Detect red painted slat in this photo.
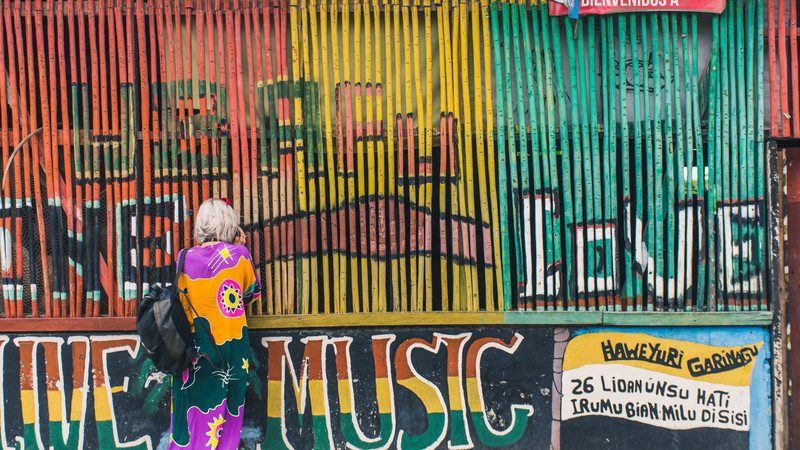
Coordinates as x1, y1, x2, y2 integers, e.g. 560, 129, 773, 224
0, 1, 9, 318
135, 0, 152, 317
779, 0, 791, 135
769, 0, 779, 135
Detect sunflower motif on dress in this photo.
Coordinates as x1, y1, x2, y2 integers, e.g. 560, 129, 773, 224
205, 414, 225, 449
216, 279, 244, 318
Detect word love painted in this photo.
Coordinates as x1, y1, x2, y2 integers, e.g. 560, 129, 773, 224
0, 334, 157, 450
262, 332, 540, 450
521, 196, 764, 305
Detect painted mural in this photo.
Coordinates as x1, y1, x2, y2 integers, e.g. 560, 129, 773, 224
0, 326, 770, 449
0, 0, 769, 319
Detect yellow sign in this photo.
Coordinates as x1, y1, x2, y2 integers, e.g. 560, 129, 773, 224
562, 332, 763, 431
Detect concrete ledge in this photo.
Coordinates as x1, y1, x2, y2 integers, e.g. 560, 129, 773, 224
0, 311, 772, 332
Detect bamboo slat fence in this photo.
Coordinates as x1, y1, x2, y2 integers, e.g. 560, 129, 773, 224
0, 0, 770, 318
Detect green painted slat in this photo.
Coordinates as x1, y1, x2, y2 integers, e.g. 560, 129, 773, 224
537, 3, 562, 311
618, 16, 632, 309
510, 3, 530, 300
489, 0, 512, 307
605, 17, 619, 311
629, 13, 644, 311
719, 6, 731, 311
600, 18, 611, 311
705, 16, 720, 312
565, 16, 584, 312
689, 15, 705, 311
755, 0, 766, 310
549, 14, 576, 310
640, 16, 655, 311
519, 1, 542, 312
651, 14, 665, 311
735, 0, 749, 310
727, 3, 740, 310
576, 19, 595, 311
678, 14, 691, 311
587, 16, 603, 310
662, 13, 677, 310
744, 0, 756, 311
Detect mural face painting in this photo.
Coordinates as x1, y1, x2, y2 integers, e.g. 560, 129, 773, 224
0, 327, 769, 449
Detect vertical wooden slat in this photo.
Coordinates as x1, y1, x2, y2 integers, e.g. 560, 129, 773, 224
585, 16, 601, 309
705, 15, 720, 312
509, 1, 527, 310
373, 0, 387, 312
481, 0, 500, 311
489, 0, 510, 307
435, 0, 448, 310
0, 2, 8, 317
422, 0, 434, 311
97, 0, 112, 317
19, 0, 43, 316
550, 14, 575, 310
768, 0, 778, 135
461, 0, 478, 312
155, 0, 169, 285
619, 16, 632, 310
663, 13, 676, 310
719, 4, 731, 310
564, 15, 584, 311
629, 13, 644, 310
778, 0, 790, 134
108, 0, 122, 316
756, 0, 767, 310
34, 0, 55, 317
538, 4, 561, 310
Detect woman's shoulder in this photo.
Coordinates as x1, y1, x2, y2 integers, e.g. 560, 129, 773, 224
228, 243, 253, 259
185, 242, 253, 260
180, 243, 254, 279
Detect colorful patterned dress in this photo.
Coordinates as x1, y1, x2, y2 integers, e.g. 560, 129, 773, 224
168, 243, 261, 450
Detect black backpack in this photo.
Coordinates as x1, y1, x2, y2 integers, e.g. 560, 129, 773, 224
136, 250, 198, 375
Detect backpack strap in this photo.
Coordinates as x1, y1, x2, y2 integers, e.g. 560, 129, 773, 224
175, 248, 225, 369
175, 248, 187, 280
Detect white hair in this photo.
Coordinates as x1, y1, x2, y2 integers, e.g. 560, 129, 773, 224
193, 199, 240, 244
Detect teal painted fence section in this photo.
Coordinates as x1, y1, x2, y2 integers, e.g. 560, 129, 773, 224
491, 0, 766, 311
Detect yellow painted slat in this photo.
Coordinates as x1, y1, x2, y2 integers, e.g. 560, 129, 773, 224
363, 0, 379, 313
422, 0, 434, 311
436, 0, 450, 311
482, 0, 501, 310
373, 0, 387, 312
472, 0, 493, 311
459, 0, 478, 312
320, 0, 339, 313
309, 0, 324, 314
388, 0, 401, 311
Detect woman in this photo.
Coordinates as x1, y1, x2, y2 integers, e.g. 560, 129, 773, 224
168, 198, 261, 450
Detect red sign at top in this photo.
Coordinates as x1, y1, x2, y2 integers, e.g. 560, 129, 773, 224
549, 0, 726, 15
